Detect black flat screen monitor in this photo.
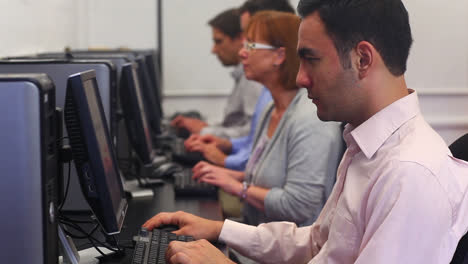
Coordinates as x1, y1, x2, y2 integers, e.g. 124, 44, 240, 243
64, 70, 127, 235
135, 56, 162, 135
139, 51, 163, 115
120, 63, 157, 165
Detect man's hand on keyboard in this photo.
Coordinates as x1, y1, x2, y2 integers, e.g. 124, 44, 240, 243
185, 134, 232, 154
166, 239, 235, 264
142, 211, 224, 242
171, 115, 207, 134
184, 134, 203, 149
189, 143, 227, 166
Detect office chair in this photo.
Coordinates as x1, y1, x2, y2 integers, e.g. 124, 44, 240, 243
449, 133, 468, 264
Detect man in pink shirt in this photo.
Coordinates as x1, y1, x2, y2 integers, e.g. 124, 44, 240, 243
143, 0, 468, 263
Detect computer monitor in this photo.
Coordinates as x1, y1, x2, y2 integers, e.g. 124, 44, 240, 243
0, 59, 118, 212
135, 56, 162, 135
64, 70, 127, 235
0, 74, 58, 263
139, 51, 163, 116
120, 63, 157, 165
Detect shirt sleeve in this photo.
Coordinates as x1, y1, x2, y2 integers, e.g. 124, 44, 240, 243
353, 161, 454, 264
230, 136, 249, 153
225, 146, 251, 171
219, 219, 315, 264
200, 123, 251, 139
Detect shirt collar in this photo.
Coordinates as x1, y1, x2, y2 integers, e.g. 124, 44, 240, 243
231, 64, 244, 81
347, 90, 421, 159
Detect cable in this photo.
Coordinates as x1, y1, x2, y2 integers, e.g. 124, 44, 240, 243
57, 214, 126, 258
60, 220, 122, 254
57, 136, 71, 211
58, 160, 71, 211
58, 214, 94, 224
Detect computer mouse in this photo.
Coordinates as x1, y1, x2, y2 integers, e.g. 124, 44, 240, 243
151, 162, 182, 178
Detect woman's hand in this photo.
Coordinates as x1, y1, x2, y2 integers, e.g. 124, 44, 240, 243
192, 162, 243, 196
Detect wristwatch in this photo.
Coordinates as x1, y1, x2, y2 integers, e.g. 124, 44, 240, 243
240, 181, 250, 200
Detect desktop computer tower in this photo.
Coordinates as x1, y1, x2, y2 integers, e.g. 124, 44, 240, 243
0, 74, 59, 263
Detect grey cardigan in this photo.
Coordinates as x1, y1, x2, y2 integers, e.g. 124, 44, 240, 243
243, 89, 343, 227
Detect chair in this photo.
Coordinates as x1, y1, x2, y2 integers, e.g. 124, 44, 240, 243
450, 133, 468, 264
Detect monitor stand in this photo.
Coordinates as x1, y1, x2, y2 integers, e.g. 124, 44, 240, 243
135, 156, 166, 188
58, 224, 122, 264
58, 224, 80, 264
122, 179, 155, 198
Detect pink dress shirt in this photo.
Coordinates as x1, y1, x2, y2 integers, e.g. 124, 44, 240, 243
219, 91, 468, 263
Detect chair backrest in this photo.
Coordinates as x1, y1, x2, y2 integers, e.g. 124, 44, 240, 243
450, 134, 468, 162
449, 133, 468, 264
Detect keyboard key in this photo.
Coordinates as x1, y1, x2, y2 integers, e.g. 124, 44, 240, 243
132, 228, 194, 264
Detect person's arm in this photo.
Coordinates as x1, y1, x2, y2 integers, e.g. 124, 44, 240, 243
166, 239, 235, 264
143, 212, 234, 264
185, 134, 232, 154
224, 147, 250, 171
201, 79, 262, 139
229, 136, 249, 153
352, 163, 453, 264
189, 143, 228, 166
193, 161, 245, 182
172, 116, 208, 134
219, 220, 316, 263
143, 212, 318, 264
142, 211, 223, 241
200, 122, 251, 139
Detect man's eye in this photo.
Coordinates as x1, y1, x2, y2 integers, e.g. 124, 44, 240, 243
306, 57, 319, 62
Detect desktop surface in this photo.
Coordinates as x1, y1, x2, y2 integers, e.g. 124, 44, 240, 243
70, 181, 222, 263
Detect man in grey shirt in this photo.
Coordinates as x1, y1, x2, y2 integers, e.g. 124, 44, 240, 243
171, 8, 262, 139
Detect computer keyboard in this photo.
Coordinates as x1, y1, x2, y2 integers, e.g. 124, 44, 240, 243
132, 227, 194, 264
173, 169, 218, 197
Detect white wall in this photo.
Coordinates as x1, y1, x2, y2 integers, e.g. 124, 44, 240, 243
0, 0, 79, 57
403, 0, 468, 144
0, 0, 466, 144
82, 0, 157, 50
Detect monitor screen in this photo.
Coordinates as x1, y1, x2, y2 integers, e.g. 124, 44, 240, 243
135, 56, 162, 135
64, 70, 127, 235
141, 52, 163, 113
120, 63, 156, 165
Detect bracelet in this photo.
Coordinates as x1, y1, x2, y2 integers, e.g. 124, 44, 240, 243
240, 181, 250, 200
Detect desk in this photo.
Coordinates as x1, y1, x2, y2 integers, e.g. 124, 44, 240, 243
71, 181, 223, 263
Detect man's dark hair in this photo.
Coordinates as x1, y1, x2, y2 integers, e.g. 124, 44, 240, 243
208, 8, 242, 39
239, 0, 295, 15
297, 0, 413, 76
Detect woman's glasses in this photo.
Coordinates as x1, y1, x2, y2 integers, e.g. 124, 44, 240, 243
243, 41, 277, 52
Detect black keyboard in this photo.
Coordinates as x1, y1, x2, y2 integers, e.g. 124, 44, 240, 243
173, 169, 218, 197
132, 227, 194, 264
170, 139, 205, 166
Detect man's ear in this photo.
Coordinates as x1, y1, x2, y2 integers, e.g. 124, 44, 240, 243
355, 41, 374, 79
274, 47, 286, 66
